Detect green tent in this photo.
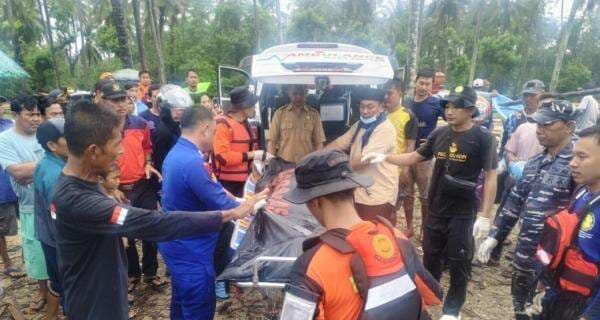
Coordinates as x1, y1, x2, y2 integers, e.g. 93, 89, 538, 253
0, 49, 29, 98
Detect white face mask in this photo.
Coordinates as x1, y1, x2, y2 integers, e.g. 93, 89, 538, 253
360, 115, 378, 125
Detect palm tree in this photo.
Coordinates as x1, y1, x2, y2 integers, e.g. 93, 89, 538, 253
148, 0, 166, 83
37, 0, 60, 86
132, 0, 147, 70
550, 0, 587, 91
516, 0, 544, 92
406, 0, 421, 90
110, 0, 133, 68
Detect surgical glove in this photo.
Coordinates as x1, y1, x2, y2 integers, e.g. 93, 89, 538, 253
473, 216, 491, 242
253, 199, 267, 213
361, 152, 386, 164
477, 237, 499, 263
440, 315, 461, 320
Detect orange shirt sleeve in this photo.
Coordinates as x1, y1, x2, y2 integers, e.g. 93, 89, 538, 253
142, 125, 153, 156
213, 122, 245, 166
414, 274, 442, 307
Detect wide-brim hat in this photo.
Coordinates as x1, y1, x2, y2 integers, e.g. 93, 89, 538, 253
284, 149, 374, 204
230, 86, 259, 110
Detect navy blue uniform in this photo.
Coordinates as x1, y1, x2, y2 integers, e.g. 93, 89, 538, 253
490, 140, 576, 318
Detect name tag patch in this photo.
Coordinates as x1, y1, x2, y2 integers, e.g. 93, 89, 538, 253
110, 206, 129, 225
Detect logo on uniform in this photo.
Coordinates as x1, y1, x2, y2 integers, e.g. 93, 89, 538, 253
449, 142, 458, 154
581, 212, 595, 232
455, 86, 464, 93
112, 83, 120, 91
372, 234, 395, 260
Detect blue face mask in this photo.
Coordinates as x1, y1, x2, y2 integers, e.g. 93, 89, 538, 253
360, 115, 378, 125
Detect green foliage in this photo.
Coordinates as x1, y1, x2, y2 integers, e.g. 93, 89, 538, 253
556, 59, 592, 92
96, 24, 120, 54
477, 33, 520, 90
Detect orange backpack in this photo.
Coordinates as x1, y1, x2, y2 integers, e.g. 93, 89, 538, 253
537, 188, 600, 297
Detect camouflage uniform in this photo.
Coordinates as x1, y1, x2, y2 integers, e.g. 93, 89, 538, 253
490, 139, 576, 319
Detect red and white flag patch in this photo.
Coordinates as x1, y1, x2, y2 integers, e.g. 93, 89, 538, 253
110, 206, 129, 225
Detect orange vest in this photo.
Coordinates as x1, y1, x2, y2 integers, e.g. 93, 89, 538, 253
213, 116, 258, 182
537, 189, 600, 297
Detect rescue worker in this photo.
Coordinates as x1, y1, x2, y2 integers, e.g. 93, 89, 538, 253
326, 88, 399, 225
363, 86, 498, 319
213, 86, 270, 197
282, 149, 442, 320
52, 100, 262, 319
385, 79, 418, 236
535, 125, 600, 320
160, 107, 265, 319
267, 84, 326, 163
98, 82, 167, 293
477, 99, 578, 320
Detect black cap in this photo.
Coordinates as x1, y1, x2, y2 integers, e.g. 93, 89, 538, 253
284, 149, 373, 204
356, 87, 386, 102
36, 118, 65, 152
100, 82, 127, 100
530, 100, 578, 125
230, 86, 258, 109
124, 81, 139, 90
441, 86, 480, 118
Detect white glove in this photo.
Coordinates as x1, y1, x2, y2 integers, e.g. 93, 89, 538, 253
477, 237, 499, 263
439, 315, 461, 320
251, 150, 274, 162
473, 216, 491, 242
253, 199, 267, 213
361, 152, 386, 164
526, 291, 544, 316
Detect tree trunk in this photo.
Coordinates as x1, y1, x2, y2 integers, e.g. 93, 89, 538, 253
148, 0, 166, 83
132, 0, 147, 70
6, 0, 23, 64
253, 0, 261, 53
405, 0, 420, 92
416, 0, 424, 59
516, 0, 542, 95
468, 9, 482, 84
110, 0, 133, 68
276, 0, 284, 44
550, 0, 587, 91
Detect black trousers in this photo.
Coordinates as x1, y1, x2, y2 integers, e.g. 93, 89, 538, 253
121, 180, 159, 278
511, 268, 540, 320
423, 214, 475, 316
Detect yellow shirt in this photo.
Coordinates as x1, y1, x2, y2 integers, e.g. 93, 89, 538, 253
329, 120, 398, 206
388, 106, 417, 154
268, 104, 326, 163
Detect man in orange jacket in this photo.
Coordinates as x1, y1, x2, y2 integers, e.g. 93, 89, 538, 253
282, 149, 442, 320
213, 86, 272, 197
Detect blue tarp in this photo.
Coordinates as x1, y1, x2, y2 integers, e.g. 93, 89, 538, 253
493, 93, 523, 120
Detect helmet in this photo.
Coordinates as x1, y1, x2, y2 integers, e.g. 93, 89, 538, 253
157, 84, 193, 109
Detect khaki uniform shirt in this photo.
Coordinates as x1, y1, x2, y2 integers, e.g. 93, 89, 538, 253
268, 104, 326, 163
329, 120, 399, 206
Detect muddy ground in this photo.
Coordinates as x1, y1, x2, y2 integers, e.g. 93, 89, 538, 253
0, 205, 519, 320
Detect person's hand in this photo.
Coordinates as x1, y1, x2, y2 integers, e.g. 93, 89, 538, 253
145, 163, 163, 182
250, 150, 274, 162
477, 237, 499, 263
361, 152, 386, 164
473, 216, 491, 242
112, 189, 127, 204
122, 237, 129, 248
225, 189, 269, 220
526, 291, 545, 316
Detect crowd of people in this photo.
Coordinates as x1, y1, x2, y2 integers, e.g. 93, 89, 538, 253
0, 66, 598, 320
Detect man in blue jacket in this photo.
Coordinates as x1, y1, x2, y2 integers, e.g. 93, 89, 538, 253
160, 107, 259, 319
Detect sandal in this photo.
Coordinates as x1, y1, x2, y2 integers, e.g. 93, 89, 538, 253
3, 267, 25, 279
144, 275, 168, 290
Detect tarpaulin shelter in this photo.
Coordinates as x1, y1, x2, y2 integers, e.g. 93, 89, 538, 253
0, 49, 29, 99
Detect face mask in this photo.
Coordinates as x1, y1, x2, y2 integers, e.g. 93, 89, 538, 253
360, 115, 378, 125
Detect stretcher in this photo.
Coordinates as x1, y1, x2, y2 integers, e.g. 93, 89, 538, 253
233, 256, 297, 289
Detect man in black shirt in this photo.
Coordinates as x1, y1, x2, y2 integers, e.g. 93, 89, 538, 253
53, 100, 263, 320
363, 86, 498, 319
